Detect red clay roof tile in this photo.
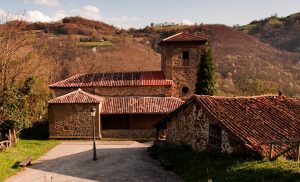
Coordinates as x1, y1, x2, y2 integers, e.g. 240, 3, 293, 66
194, 95, 300, 157
101, 97, 184, 114
48, 90, 184, 114
48, 89, 104, 104
49, 71, 173, 88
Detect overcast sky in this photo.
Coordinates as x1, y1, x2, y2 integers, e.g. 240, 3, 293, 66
0, 0, 300, 28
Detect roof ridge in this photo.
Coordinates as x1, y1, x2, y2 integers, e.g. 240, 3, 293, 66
49, 73, 83, 87
77, 89, 105, 101
162, 32, 208, 42
68, 70, 163, 75
104, 96, 184, 100
163, 32, 184, 41
48, 89, 80, 102
48, 89, 104, 103
49, 71, 173, 88
195, 94, 279, 99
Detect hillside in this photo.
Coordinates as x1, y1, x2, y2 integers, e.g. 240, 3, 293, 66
130, 24, 300, 97
8, 16, 300, 97
239, 12, 300, 52
24, 16, 161, 82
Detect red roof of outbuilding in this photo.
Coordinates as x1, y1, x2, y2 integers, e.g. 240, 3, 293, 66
49, 71, 173, 88
161, 32, 208, 43
194, 95, 300, 157
48, 89, 104, 104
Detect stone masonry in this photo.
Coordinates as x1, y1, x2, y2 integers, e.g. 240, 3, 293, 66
166, 100, 247, 154
52, 86, 172, 98
161, 43, 206, 100
48, 103, 101, 138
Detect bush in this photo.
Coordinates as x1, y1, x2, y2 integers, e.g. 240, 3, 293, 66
149, 144, 300, 182
19, 121, 49, 140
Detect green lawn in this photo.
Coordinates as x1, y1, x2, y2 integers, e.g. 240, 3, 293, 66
0, 140, 59, 182
149, 144, 300, 182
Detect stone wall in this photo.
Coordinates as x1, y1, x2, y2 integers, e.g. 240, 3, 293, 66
95, 86, 172, 97
167, 101, 209, 151
52, 85, 172, 98
48, 103, 101, 138
161, 43, 206, 100
166, 100, 248, 154
101, 129, 155, 138
49, 105, 162, 138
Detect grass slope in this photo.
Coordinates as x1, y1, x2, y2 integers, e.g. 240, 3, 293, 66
0, 140, 59, 181
149, 144, 300, 182
239, 13, 300, 52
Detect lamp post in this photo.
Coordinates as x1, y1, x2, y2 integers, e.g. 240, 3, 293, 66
90, 106, 97, 161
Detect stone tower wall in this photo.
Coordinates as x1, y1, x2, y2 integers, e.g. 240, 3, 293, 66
161, 43, 206, 100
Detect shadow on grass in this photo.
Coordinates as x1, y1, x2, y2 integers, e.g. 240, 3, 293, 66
20, 122, 49, 140
149, 144, 300, 182
11, 162, 20, 169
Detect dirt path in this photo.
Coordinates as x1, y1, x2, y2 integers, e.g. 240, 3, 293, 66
5, 141, 182, 182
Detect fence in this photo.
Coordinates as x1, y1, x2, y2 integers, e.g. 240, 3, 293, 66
0, 128, 16, 151
262, 140, 300, 162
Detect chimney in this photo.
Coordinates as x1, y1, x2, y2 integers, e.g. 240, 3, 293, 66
278, 90, 283, 96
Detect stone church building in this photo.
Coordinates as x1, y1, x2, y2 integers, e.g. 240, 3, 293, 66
48, 32, 208, 138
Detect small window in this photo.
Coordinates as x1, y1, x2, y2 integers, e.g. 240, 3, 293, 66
182, 51, 189, 66
209, 124, 222, 151
181, 86, 189, 94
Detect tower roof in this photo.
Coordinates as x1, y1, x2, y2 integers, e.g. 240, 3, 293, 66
159, 32, 208, 45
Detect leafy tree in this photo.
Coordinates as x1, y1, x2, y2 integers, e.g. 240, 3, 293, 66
195, 46, 216, 95
0, 77, 51, 133
0, 17, 55, 134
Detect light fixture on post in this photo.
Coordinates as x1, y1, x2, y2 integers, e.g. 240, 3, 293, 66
90, 106, 97, 161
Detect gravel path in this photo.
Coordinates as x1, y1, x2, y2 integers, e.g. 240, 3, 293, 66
5, 141, 182, 182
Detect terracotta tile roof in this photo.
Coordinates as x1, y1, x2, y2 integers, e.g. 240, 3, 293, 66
101, 97, 184, 114
48, 89, 104, 104
49, 71, 173, 88
48, 90, 184, 114
194, 95, 300, 157
161, 32, 208, 43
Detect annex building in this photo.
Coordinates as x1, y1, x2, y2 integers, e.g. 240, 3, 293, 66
154, 95, 300, 159
48, 32, 208, 138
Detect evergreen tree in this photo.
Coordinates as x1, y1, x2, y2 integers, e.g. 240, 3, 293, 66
195, 46, 216, 95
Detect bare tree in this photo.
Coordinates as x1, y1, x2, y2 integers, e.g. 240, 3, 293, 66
0, 14, 56, 131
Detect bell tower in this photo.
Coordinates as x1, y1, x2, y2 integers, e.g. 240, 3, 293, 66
159, 32, 208, 100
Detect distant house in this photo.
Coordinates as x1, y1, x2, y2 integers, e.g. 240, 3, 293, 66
48, 32, 208, 138
154, 95, 300, 159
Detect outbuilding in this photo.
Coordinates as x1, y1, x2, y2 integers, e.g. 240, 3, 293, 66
154, 95, 300, 159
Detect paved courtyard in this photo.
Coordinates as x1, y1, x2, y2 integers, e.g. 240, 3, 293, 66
5, 141, 182, 182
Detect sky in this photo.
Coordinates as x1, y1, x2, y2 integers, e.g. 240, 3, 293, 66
0, 0, 300, 29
